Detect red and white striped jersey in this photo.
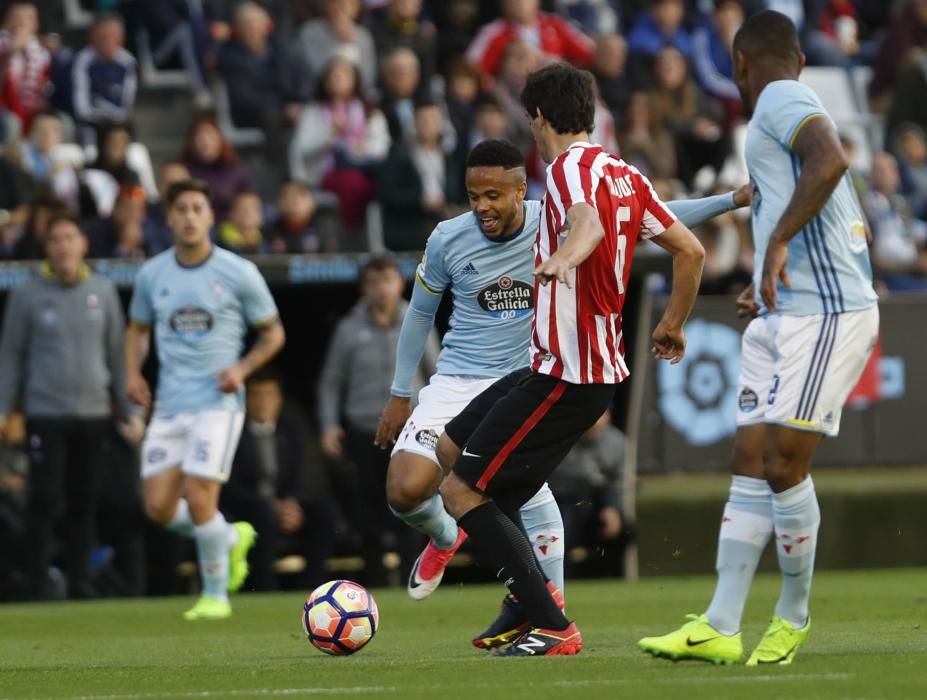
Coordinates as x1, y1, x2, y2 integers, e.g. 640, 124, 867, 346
531, 141, 677, 384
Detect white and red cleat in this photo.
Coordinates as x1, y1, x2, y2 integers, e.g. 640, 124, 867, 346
407, 528, 468, 600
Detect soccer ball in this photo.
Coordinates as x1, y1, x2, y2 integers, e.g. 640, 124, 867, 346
301, 580, 379, 655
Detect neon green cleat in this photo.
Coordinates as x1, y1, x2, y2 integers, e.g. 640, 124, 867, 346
638, 614, 743, 665
182, 595, 232, 621
746, 616, 810, 666
228, 521, 257, 593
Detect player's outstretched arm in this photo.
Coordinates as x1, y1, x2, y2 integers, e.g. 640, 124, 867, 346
218, 318, 286, 393
535, 202, 605, 287
375, 281, 443, 449
648, 221, 706, 364
125, 320, 152, 409
761, 116, 849, 310
666, 184, 751, 229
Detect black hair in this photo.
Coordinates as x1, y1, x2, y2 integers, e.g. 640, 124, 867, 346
520, 62, 595, 135
466, 139, 525, 170
166, 178, 212, 207
360, 254, 401, 284
45, 213, 83, 236
733, 9, 801, 64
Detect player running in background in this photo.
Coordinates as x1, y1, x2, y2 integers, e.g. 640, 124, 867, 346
429, 63, 705, 657
376, 138, 746, 648
638, 10, 879, 666
125, 179, 285, 620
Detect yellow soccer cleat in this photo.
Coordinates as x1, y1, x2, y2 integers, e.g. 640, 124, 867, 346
182, 595, 232, 621
746, 616, 810, 666
228, 521, 257, 593
638, 614, 743, 665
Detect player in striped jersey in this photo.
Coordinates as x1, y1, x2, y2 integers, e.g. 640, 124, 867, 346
638, 11, 879, 666
434, 63, 706, 656
375, 138, 746, 647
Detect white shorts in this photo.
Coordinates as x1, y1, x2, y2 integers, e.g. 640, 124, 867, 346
736, 306, 879, 436
141, 410, 245, 482
392, 375, 499, 466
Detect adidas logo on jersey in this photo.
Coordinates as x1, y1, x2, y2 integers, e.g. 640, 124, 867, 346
462, 262, 479, 275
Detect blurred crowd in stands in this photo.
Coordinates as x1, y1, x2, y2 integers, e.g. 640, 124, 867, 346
1, 0, 927, 600
0, 0, 924, 290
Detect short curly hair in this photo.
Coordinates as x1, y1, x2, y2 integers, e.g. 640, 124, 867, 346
520, 63, 595, 135
466, 139, 525, 170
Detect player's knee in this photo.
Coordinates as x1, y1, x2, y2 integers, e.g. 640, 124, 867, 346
386, 475, 426, 513
435, 433, 460, 473
439, 475, 479, 519
386, 455, 439, 513
143, 496, 174, 526
763, 455, 808, 492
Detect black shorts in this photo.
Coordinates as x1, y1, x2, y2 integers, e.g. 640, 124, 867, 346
445, 368, 616, 505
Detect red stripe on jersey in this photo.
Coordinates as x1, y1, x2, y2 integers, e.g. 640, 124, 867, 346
546, 198, 564, 379
474, 380, 567, 491
576, 147, 599, 207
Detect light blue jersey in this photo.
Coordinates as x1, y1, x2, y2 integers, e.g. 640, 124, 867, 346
416, 201, 540, 379
746, 79, 878, 316
129, 247, 278, 416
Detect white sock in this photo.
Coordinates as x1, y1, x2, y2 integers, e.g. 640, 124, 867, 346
705, 476, 774, 635
166, 499, 195, 538
520, 483, 565, 594
773, 477, 820, 629
390, 493, 459, 550
194, 512, 232, 601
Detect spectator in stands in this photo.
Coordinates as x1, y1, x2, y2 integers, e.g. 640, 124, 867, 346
6, 111, 81, 213
267, 180, 320, 254
800, 0, 863, 68
626, 0, 692, 84
296, 0, 377, 95
371, 0, 437, 88
691, 0, 742, 127
143, 161, 189, 255
864, 151, 927, 288
491, 41, 540, 152
469, 93, 510, 149
219, 190, 265, 254
431, 0, 481, 74
444, 58, 481, 163
180, 114, 253, 222
215, 2, 309, 157
0, 155, 28, 257
466, 0, 594, 77
893, 122, 927, 220
318, 255, 437, 586
378, 100, 466, 251
650, 46, 728, 187
0, 2, 51, 133
136, 0, 212, 109
592, 33, 631, 127
547, 411, 631, 578
86, 184, 148, 259
289, 52, 390, 230
618, 92, 677, 179
870, 0, 927, 113
71, 14, 137, 146
379, 46, 425, 142
222, 368, 336, 591
0, 214, 142, 599
89, 122, 141, 187
11, 193, 63, 259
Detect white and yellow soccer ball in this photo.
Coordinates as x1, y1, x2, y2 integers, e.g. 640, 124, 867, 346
301, 580, 379, 655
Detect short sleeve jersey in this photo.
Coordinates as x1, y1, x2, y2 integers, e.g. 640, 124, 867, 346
129, 247, 278, 416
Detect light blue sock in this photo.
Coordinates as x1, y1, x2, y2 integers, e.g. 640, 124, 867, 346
193, 513, 232, 601
519, 483, 565, 594
705, 475, 774, 635
166, 499, 195, 538
773, 477, 820, 629
390, 493, 459, 550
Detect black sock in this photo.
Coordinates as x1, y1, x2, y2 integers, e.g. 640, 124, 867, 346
459, 501, 568, 631
496, 495, 552, 586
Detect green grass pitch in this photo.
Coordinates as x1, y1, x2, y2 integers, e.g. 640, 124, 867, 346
2, 568, 926, 700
